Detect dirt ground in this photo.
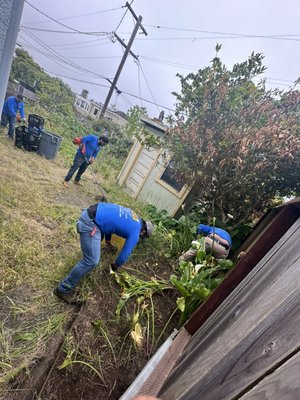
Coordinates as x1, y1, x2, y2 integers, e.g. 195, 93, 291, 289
0, 134, 178, 400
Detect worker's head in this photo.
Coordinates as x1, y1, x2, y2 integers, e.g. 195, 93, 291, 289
98, 135, 109, 146
16, 94, 23, 102
140, 220, 154, 239
93, 125, 101, 133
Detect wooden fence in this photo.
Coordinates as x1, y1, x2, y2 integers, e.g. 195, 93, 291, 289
158, 217, 300, 399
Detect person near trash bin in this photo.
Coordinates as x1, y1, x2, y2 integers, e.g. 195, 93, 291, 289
62, 126, 109, 188
1, 94, 26, 139
54, 202, 154, 303
179, 224, 232, 261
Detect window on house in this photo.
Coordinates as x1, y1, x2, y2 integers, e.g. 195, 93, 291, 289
76, 99, 80, 106
80, 100, 85, 108
93, 108, 99, 116
160, 161, 184, 192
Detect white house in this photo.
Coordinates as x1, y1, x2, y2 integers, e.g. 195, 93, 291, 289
74, 94, 128, 127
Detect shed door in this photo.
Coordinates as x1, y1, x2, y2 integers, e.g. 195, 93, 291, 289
124, 146, 158, 197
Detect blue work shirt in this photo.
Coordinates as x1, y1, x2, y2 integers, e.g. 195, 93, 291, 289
2, 96, 25, 118
94, 203, 142, 267
196, 224, 232, 248
77, 134, 101, 159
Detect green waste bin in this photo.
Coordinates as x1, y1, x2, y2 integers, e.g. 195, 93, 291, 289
37, 130, 62, 160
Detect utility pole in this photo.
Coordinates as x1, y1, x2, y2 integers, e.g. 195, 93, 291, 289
100, 3, 147, 118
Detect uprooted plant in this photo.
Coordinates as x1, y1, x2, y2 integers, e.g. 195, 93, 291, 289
113, 271, 174, 356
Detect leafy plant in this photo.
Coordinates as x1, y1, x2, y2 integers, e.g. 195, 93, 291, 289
170, 237, 234, 326
114, 271, 172, 355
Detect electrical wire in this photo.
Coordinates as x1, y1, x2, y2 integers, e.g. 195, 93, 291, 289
138, 62, 160, 113
27, 6, 125, 25
25, 0, 93, 34
136, 62, 143, 107
21, 28, 113, 83
144, 24, 300, 42
114, 1, 134, 32
20, 26, 110, 36
43, 71, 176, 112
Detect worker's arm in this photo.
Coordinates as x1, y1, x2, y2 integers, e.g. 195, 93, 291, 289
18, 102, 25, 119
113, 235, 139, 268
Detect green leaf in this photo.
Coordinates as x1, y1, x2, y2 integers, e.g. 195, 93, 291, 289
176, 297, 185, 312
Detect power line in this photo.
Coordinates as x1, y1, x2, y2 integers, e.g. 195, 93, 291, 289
135, 35, 300, 42
136, 62, 143, 107
20, 25, 110, 36
138, 62, 160, 113
27, 6, 125, 25
24, 1, 110, 36
21, 28, 113, 83
144, 24, 300, 42
44, 71, 176, 112
114, 1, 132, 32
45, 71, 111, 89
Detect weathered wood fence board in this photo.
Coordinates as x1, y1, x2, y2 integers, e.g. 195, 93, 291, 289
159, 218, 300, 400
240, 351, 300, 400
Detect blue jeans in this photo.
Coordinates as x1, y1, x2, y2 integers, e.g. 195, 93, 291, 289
64, 153, 89, 182
58, 209, 101, 293
1, 112, 16, 137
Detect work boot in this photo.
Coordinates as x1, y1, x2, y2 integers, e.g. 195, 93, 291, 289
62, 181, 69, 188
53, 287, 79, 304
73, 181, 83, 186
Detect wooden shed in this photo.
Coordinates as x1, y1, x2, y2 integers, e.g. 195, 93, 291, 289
117, 116, 191, 217
121, 197, 300, 399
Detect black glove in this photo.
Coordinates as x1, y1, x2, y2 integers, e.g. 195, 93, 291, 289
111, 263, 119, 272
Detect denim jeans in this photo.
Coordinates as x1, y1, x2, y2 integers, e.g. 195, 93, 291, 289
1, 112, 16, 137
64, 153, 89, 182
58, 209, 101, 293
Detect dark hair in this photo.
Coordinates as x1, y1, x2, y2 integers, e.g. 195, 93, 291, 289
99, 135, 109, 144
93, 125, 101, 132
16, 94, 23, 101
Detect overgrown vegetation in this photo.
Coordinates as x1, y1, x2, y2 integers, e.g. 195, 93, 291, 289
164, 45, 300, 229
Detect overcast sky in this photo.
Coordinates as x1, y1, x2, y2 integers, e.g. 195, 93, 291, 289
18, 0, 300, 118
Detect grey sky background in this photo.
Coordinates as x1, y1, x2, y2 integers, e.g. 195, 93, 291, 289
18, 0, 300, 118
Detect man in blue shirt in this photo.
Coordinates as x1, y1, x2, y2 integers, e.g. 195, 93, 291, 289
1, 94, 26, 139
54, 202, 154, 303
179, 224, 232, 261
63, 126, 109, 187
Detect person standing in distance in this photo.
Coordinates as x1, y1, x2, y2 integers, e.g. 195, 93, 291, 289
63, 126, 109, 187
1, 94, 26, 139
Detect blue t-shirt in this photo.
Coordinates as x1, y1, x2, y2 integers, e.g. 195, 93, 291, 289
94, 203, 142, 267
196, 224, 232, 247
77, 134, 101, 159
2, 96, 25, 118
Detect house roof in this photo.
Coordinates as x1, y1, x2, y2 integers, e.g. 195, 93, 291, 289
140, 116, 167, 132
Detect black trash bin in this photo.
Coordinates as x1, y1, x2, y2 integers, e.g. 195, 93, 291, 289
28, 114, 44, 133
15, 126, 41, 152
37, 130, 62, 160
